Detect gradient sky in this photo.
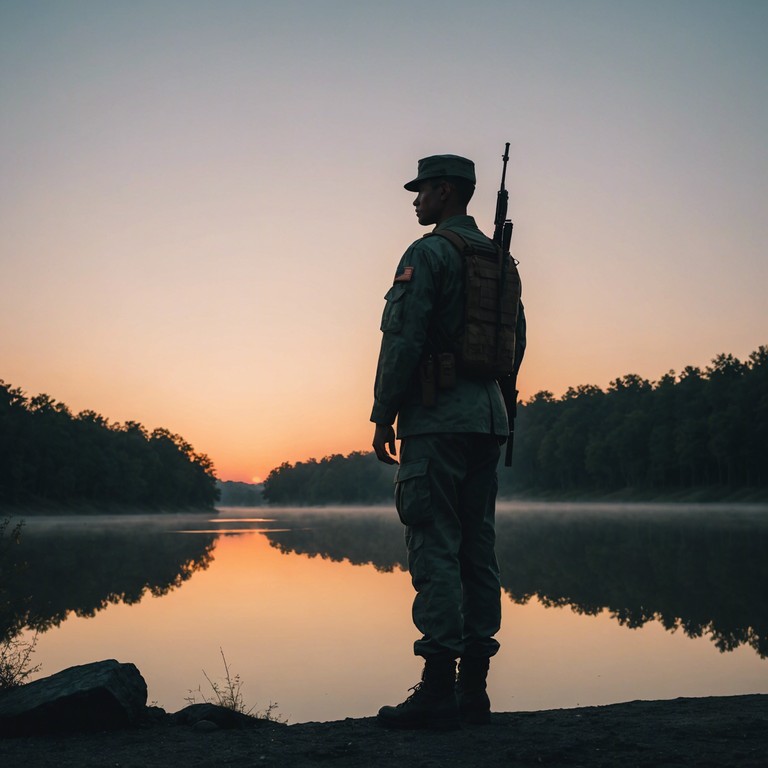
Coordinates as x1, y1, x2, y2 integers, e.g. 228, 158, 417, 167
2, 1, 767, 481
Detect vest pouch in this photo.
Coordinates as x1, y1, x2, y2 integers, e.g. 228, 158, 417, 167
427, 229, 522, 379
394, 458, 433, 526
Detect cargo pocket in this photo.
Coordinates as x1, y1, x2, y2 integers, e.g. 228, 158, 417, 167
380, 283, 407, 333
394, 458, 433, 526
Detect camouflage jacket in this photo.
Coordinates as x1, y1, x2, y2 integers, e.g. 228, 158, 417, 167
371, 214, 517, 438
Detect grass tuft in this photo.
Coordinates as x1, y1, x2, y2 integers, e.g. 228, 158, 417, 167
185, 647, 285, 722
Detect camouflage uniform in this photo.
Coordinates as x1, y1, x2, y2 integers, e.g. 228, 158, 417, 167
371, 213, 512, 661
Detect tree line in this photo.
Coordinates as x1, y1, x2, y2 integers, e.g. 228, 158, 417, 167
502, 345, 767, 496
263, 345, 768, 504
0, 381, 219, 509
218, 480, 264, 506
263, 451, 396, 505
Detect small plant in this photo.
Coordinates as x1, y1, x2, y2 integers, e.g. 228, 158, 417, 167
185, 648, 285, 722
0, 632, 41, 690
0, 516, 40, 690
257, 700, 284, 722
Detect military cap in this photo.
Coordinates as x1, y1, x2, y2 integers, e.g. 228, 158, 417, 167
404, 154, 476, 191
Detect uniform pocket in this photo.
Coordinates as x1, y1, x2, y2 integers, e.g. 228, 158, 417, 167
395, 457, 433, 525
380, 283, 407, 333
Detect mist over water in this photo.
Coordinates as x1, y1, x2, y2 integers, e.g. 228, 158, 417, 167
5, 503, 768, 721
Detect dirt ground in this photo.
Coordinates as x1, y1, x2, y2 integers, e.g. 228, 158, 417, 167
2, 694, 767, 768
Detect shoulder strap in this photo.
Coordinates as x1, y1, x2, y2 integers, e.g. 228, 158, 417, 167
418, 230, 470, 358
424, 229, 472, 254
426, 229, 502, 263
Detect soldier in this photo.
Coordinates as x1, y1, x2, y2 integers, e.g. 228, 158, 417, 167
372, 154, 523, 730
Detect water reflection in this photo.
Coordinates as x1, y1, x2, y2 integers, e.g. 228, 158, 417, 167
262, 505, 768, 658
1, 515, 216, 641
4, 505, 768, 663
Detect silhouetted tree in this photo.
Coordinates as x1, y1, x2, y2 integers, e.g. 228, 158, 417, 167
499, 345, 768, 497
217, 481, 264, 506
263, 451, 396, 505
0, 381, 219, 510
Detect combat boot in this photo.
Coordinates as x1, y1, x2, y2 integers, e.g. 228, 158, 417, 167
377, 656, 460, 731
457, 656, 491, 724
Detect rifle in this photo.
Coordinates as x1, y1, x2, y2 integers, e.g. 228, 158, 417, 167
493, 142, 513, 252
492, 143, 520, 468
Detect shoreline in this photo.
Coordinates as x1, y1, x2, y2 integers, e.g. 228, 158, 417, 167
0, 503, 215, 517
3, 693, 767, 767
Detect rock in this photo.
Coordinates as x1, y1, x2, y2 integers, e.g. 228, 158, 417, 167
0, 659, 147, 737
171, 703, 269, 730
143, 705, 169, 725
192, 719, 219, 733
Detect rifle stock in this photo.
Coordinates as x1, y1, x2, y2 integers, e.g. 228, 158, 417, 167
499, 377, 518, 467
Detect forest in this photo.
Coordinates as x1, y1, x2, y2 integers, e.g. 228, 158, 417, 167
218, 480, 264, 506
263, 345, 768, 504
263, 451, 396, 505
0, 381, 219, 509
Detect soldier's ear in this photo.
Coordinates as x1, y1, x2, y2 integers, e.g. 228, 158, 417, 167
437, 180, 453, 200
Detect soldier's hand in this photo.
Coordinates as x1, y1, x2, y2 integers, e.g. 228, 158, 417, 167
373, 424, 399, 465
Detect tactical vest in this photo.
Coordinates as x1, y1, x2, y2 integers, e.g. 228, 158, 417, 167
427, 229, 522, 379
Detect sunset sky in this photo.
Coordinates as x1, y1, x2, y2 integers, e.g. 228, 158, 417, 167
2, 1, 766, 482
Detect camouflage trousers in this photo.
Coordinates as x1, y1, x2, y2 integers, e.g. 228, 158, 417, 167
395, 433, 502, 659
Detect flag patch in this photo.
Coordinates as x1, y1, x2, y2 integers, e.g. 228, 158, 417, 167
394, 266, 414, 283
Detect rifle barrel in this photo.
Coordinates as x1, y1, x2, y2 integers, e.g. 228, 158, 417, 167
500, 142, 510, 190
494, 142, 511, 244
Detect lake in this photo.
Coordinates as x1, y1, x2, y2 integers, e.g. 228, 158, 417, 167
4, 502, 768, 723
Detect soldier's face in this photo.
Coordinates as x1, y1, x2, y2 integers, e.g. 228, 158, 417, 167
413, 180, 446, 226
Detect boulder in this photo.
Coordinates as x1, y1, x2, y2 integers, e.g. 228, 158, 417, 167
171, 702, 267, 730
0, 659, 147, 737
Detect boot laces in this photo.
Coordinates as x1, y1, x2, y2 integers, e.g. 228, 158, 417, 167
398, 682, 425, 706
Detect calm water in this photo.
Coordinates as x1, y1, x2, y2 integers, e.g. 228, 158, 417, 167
4, 502, 768, 723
